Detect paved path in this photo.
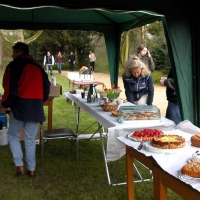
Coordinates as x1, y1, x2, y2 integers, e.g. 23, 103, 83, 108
61, 71, 167, 116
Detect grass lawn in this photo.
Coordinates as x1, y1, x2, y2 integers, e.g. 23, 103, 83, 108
0, 71, 182, 200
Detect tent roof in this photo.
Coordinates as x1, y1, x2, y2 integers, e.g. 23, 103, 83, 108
0, 2, 197, 125
0, 5, 163, 32
0, 0, 189, 15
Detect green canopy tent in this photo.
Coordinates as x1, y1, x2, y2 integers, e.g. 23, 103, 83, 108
0, 3, 197, 126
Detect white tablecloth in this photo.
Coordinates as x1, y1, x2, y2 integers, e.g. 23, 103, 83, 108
117, 120, 200, 192
64, 92, 200, 188
106, 119, 175, 162
64, 92, 176, 162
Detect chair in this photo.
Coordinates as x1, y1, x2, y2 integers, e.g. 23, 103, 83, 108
40, 123, 77, 168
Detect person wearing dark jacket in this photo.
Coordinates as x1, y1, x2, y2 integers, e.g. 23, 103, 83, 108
125, 43, 155, 72
68, 51, 75, 71
123, 56, 154, 105
1, 42, 50, 177
160, 68, 181, 124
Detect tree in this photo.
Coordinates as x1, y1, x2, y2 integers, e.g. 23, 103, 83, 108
0, 30, 43, 44
120, 27, 142, 69
28, 30, 99, 68
146, 21, 171, 71
119, 21, 170, 72
0, 30, 43, 69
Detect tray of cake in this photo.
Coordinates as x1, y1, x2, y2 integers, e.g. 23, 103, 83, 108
127, 129, 188, 154
118, 105, 161, 123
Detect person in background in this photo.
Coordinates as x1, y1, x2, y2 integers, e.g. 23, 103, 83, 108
122, 56, 154, 105
89, 51, 96, 72
1, 42, 50, 177
43, 50, 55, 76
55, 51, 64, 74
160, 68, 182, 124
125, 43, 155, 72
68, 51, 75, 71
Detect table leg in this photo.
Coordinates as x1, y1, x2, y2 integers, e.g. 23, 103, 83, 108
98, 123, 112, 185
43, 97, 53, 130
152, 163, 167, 200
155, 166, 200, 200
48, 99, 52, 130
75, 105, 80, 135
126, 147, 134, 200
68, 79, 71, 91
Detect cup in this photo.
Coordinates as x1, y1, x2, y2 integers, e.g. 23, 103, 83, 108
81, 92, 85, 98
117, 99, 123, 105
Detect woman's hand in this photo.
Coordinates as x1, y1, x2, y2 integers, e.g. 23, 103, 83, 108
160, 77, 167, 86
5, 108, 11, 115
147, 50, 151, 57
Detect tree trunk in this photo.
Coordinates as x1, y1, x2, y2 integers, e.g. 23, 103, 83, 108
0, 36, 2, 67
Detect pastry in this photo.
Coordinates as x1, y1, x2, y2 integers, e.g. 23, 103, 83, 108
111, 110, 120, 117
148, 116, 159, 120
181, 162, 200, 178
197, 132, 200, 137
136, 116, 149, 120
131, 129, 164, 141
126, 116, 137, 120
144, 112, 154, 116
151, 134, 185, 149
121, 110, 159, 121
191, 134, 200, 147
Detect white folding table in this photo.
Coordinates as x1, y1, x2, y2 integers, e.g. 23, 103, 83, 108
64, 92, 176, 185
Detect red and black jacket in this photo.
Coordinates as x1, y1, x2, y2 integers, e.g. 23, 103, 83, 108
1, 54, 50, 122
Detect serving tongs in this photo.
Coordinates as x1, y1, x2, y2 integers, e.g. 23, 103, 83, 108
125, 134, 144, 150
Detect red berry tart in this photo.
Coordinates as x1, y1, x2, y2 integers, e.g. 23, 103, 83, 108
131, 129, 164, 141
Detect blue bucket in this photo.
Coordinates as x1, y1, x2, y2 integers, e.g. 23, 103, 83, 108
0, 114, 7, 128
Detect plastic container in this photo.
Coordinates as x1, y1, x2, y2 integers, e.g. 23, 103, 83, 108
51, 77, 56, 86
0, 128, 8, 146
118, 105, 161, 123
0, 113, 7, 128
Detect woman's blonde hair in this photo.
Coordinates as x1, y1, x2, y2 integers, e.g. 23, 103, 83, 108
123, 56, 150, 77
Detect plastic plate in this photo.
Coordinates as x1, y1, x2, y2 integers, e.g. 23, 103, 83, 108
127, 133, 143, 142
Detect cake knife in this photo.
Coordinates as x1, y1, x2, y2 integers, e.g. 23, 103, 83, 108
138, 141, 143, 150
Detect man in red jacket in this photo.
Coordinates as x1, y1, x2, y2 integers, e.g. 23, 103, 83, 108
1, 42, 50, 177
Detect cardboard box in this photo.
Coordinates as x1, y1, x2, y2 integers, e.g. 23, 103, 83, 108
49, 84, 62, 97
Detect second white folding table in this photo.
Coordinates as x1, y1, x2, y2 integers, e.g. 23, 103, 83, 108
64, 92, 175, 185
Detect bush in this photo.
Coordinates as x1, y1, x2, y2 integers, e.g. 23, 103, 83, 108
152, 70, 168, 84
